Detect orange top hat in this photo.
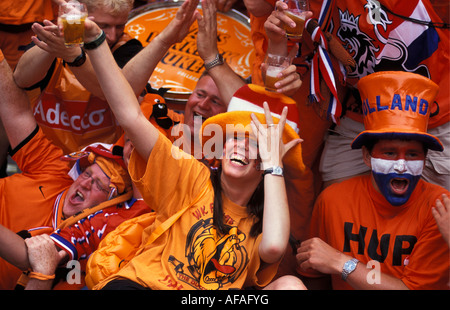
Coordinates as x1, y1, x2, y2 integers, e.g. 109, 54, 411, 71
351, 71, 443, 151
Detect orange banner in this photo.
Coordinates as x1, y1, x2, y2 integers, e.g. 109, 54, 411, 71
126, 2, 254, 102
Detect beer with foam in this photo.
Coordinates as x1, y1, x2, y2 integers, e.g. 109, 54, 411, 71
265, 66, 284, 91
263, 53, 291, 91
61, 15, 86, 47
284, 10, 306, 39
59, 1, 88, 47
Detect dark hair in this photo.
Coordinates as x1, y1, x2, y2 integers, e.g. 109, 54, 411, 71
209, 165, 264, 237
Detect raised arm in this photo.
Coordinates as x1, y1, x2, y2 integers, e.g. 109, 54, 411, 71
122, 0, 201, 97
13, 20, 82, 88
82, 21, 159, 160
196, 0, 246, 105
251, 102, 301, 263
264, 1, 312, 55
0, 51, 38, 149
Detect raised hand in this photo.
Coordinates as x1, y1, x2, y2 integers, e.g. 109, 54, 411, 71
250, 101, 301, 170
31, 19, 81, 62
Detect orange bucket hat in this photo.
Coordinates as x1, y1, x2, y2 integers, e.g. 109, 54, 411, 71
351, 71, 443, 151
200, 84, 305, 173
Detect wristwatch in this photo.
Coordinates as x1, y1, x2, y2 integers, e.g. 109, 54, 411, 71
204, 53, 224, 71
263, 166, 284, 177
66, 48, 86, 67
342, 258, 359, 281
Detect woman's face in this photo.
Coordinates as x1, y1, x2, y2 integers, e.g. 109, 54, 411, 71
221, 135, 262, 181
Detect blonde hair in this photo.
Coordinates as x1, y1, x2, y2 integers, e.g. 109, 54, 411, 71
81, 0, 134, 16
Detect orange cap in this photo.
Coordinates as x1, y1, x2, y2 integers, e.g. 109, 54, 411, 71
351, 71, 443, 151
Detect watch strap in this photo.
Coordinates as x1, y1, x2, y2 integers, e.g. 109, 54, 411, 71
342, 258, 359, 281
66, 48, 86, 67
204, 53, 224, 71
263, 166, 283, 177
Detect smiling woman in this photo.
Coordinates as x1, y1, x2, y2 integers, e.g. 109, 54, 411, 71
82, 0, 311, 290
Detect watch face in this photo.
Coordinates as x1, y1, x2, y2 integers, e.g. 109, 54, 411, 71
273, 166, 283, 175
344, 260, 357, 271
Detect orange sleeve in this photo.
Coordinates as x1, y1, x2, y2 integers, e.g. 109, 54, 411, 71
0, 0, 56, 24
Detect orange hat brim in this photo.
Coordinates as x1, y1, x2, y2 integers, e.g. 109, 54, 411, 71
351, 130, 443, 151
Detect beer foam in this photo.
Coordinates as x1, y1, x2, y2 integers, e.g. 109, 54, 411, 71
266, 66, 284, 77
66, 14, 81, 21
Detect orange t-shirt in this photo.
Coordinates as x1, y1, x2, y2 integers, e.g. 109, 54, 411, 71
306, 175, 450, 290
0, 0, 56, 25
92, 134, 279, 290
32, 59, 124, 154
0, 126, 73, 289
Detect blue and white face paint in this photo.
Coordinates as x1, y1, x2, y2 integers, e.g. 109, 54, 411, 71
371, 158, 424, 206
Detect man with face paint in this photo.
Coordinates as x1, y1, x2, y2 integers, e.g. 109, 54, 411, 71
295, 71, 450, 290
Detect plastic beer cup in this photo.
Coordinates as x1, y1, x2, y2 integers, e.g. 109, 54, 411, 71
283, 0, 309, 40
263, 53, 291, 92
59, 0, 88, 47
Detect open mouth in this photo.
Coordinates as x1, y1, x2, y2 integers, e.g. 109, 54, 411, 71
210, 258, 236, 274
193, 112, 207, 122
390, 178, 409, 195
71, 190, 85, 203
230, 153, 249, 166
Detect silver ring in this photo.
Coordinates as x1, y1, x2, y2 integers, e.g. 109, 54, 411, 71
268, 124, 275, 128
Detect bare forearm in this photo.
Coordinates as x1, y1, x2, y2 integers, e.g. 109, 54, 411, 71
69, 55, 107, 99
13, 45, 55, 88
0, 57, 38, 149
122, 36, 171, 97
86, 39, 159, 159
346, 263, 409, 290
259, 175, 290, 263
206, 63, 246, 106
0, 225, 30, 271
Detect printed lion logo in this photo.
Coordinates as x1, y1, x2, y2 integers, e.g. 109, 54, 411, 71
169, 218, 248, 290
337, 9, 379, 79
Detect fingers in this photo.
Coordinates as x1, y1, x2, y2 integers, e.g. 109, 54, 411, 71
275, 65, 302, 94
264, 12, 289, 37
433, 194, 450, 218
285, 138, 302, 153
32, 23, 54, 42
25, 234, 54, 250
275, 0, 288, 11
263, 101, 275, 125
